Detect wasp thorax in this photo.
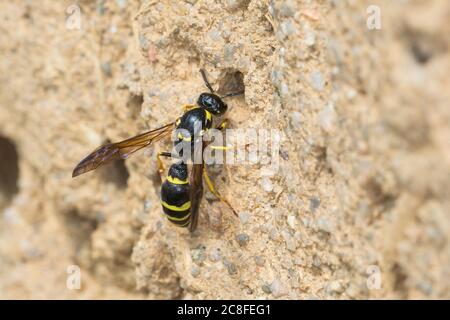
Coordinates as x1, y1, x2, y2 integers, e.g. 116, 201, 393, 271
197, 92, 227, 115
168, 162, 188, 180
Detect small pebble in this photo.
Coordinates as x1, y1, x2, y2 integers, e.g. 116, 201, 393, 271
279, 149, 289, 160
97, 1, 106, 15
281, 20, 296, 36
304, 31, 316, 47
347, 88, 357, 100
255, 256, 266, 267
209, 247, 221, 262
261, 177, 273, 193
312, 254, 321, 268
289, 111, 302, 128
191, 247, 206, 265
326, 280, 344, 294
116, 0, 127, 9
262, 284, 272, 294
139, 34, 149, 50
310, 70, 325, 91
143, 199, 152, 212
318, 102, 336, 132
270, 70, 283, 86
309, 197, 321, 213
226, 0, 246, 10
279, 2, 295, 17
3, 208, 21, 224
236, 233, 250, 247
279, 82, 289, 97
345, 283, 359, 298
101, 62, 112, 77
285, 238, 297, 252
316, 217, 332, 233
287, 215, 296, 229
223, 259, 238, 275
269, 228, 279, 241
239, 212, 250, 224
191, 265, 200, 277
224, 44, 235, 63
417, 281, 433, 296
301, 217, 312, 228
208, 28, 222, 41
270, 279, 288, 298
294, 257, 303, 266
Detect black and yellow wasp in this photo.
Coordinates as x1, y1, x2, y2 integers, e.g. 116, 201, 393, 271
72, 70, 244, 232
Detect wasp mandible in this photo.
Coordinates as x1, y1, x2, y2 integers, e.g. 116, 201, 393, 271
72, 70, 244, 232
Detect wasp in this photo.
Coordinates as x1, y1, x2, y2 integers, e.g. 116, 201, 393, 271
72, 70, 244, 232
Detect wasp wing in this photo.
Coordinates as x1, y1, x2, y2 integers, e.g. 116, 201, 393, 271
72, 122, 175, 177
189, 163, 204, 233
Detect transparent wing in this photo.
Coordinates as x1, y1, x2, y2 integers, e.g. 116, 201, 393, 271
189, 163, 204, 232
72, 122, 175, 177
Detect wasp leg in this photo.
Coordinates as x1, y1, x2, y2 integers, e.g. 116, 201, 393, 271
157, 152, 180, 177
210, 145, 230, 150
216, 119, 228, 131
200, 69, 214, 93
182, 104, 197, 113
220, 91, 245, 98
209, 119, 233, 151
203, 166, 238, 217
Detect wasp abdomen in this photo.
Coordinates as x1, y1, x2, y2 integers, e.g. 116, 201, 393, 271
160, 163, 191, 227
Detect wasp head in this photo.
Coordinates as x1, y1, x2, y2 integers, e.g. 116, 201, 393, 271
197, 92, 227, 115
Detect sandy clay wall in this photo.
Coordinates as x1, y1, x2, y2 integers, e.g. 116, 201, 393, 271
0, 0, 449, 299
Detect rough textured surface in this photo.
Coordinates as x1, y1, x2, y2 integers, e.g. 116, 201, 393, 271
0, 1, 449, 299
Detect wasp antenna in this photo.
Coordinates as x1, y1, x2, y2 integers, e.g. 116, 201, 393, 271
200, 69, 214, 93
221, 90, 245, 99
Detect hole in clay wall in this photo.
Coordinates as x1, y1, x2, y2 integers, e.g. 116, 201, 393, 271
127, 93, 144, 119
62, 208, 98, 260
97, 139, 130, 189
0, 136, 19, 209
218, 70, 245, 96
410, 40, 433, 64
101, 159, 130, 189
401, 26, 448, 65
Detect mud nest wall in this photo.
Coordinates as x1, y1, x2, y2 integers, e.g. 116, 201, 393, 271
0, 1, 449, 299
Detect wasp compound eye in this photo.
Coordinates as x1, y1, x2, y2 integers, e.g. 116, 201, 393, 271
197, 93, 227, 115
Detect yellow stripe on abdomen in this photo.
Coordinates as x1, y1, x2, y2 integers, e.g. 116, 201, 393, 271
161, 200, 191, 212
167, 175, 188, 185
166, 211, 191, 222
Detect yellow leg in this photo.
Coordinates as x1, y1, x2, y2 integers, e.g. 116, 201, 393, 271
156, 152, 166, 177
217, 119, 228, 131
210, 145, 231, 150
203, 167, 238, 216
210, 118, 233, 154
156, 151, 176, 178
182, 104, 197, 112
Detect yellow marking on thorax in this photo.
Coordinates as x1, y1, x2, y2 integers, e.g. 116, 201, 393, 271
177, 132, 192, 141
167, 175, 188, 185
205, 109, 212, 123
162, 201, 191, 212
